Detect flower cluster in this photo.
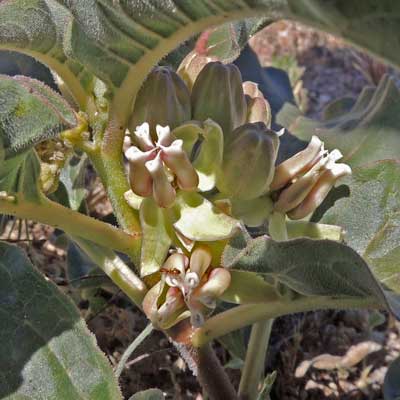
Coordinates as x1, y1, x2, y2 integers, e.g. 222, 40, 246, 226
143, 246, 230, 329
125, 54, 353, 329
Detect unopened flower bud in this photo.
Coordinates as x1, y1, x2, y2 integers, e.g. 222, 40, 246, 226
160, 140, 199, 191
287, 162, 352, 220
177, 50, 218, 90
217, 123, 280, 200
145, 154, 176, 208
129, 67, 191, 140
125, 146, 156, 197
243, 81, 271, 127
191, 62, 246, 138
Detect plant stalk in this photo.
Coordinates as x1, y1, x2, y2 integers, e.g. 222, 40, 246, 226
192, 296, 380, 348
238, 319, 274, 400
175, 341, 238, 400
0, 195, 139, 259
197, 344, 239, 400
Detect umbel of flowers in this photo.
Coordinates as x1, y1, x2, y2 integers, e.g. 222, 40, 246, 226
124, 54, 352, 329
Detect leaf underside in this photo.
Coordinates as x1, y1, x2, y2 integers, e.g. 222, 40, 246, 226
0, 241, 121, 399
223, 231, 400, 319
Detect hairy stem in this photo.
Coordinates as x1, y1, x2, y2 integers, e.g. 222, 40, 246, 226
175, 341, 238, 400
192, 296, 380, 347
73, 236, 147, 308
197, 344, 239, 400
238, 319, 274, 400
94, 116, 142, 255
0, 194, 139, 258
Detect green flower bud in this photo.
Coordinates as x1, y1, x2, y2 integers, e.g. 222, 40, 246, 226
177, 50, 218, 91
217, 123, 281, 200
191, 62, 246, 138
129, 67, 191, 140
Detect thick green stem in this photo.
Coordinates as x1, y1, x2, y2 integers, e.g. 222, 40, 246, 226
238, 319, 274, 400
0, 195, 139, 258
73, 236, 147, 308
92, 117, 142, 267
235, 211, 285, 399
192, 296, 380, 348
197, 344, 239, 400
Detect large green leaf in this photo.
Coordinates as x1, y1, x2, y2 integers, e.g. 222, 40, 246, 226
59, 1, 400, 121
318, 160, 400, 294
222, 231, 399, 318
0, 75, 77, 158
0, 241, 122, 399
277, 75, 400, 167
3, 1, 400, 126
0, 0, 93, 107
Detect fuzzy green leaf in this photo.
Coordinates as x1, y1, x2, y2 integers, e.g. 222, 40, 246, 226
277, 75, 400, 168
222, 232, 397, 317
0, 241, 122, 399
0, 0, 93, 107
319, 160, 400, 295
139, 197, 172, 277
0, 75, 77, 158
3, 1, 400, 117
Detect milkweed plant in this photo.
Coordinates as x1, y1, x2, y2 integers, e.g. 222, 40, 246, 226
0, 1, 400, 400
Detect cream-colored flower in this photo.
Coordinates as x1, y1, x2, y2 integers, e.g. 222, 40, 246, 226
125, 122, 199, 208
